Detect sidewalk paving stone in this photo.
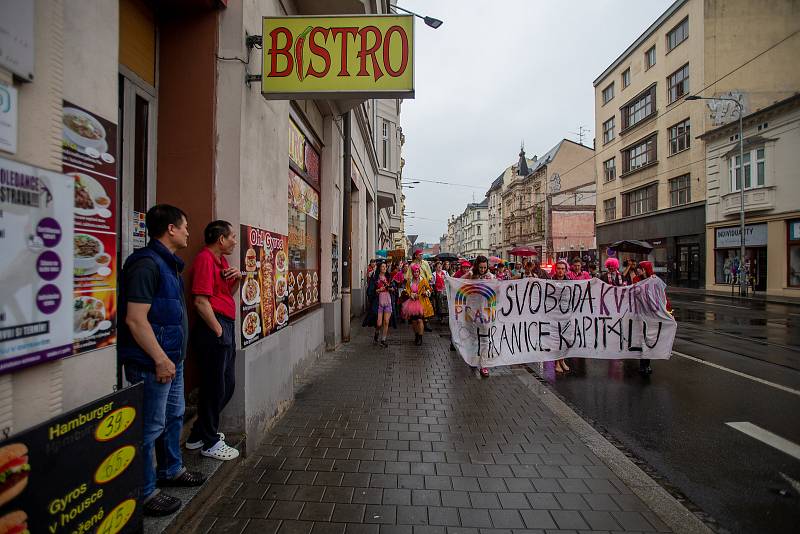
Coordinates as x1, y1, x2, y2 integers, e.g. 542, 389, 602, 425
190, 324, 673, 533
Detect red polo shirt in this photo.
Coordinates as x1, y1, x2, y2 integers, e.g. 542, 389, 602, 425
192, 247, 236, 320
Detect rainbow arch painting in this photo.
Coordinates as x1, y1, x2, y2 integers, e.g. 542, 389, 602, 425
454, 283, 497, 312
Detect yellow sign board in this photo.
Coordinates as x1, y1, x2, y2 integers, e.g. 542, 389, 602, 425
261, 15, 414, 99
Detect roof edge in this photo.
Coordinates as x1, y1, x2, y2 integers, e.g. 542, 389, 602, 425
593, 0, 689, 87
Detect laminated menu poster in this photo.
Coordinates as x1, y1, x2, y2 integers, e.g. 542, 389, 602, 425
240, 225, 289, 347
288, 269, 320, 315
0, 157, 74, 375
62, 101, 118, 355
0, 383, 143, 534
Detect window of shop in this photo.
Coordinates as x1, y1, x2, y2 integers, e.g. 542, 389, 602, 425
623, 183, 657, 217
714, 224, 768, 290
788, 219, 800, 287
604, 198, 616, 221
288, 118, 321, 316
603, 157, 616, 182
621, 84, 656, 131
622, 133, 657, 174
729, 147, 765, 192
602, 117, 615, 143
668, 118, 690, 155
669, 174, 690, 206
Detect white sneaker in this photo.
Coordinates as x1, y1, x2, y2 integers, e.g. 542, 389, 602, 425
201, 440, 240, 460
186, 432, 225, 451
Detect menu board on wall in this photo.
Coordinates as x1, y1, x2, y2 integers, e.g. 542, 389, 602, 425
240, 225, 289, 347
0, 157, 74, 374
62, 101, 118, 355
331, 234, 339, 301
287, 268, 319, 315
0, 384, 143, 534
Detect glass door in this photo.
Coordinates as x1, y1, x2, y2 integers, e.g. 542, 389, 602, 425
118, 74, 157, 263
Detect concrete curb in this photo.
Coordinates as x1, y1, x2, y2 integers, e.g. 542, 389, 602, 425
511, 367, 714, 534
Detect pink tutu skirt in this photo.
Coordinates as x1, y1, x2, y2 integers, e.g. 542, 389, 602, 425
402, 298, 424, 319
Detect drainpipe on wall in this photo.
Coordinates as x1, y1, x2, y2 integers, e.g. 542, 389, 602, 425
342, 111, 352, 342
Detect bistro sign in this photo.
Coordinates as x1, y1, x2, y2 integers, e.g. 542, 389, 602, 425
261, 15, 414, 99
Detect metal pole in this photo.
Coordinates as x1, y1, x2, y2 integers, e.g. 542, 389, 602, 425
738, 104, 747, 297
342, 111, 352, 341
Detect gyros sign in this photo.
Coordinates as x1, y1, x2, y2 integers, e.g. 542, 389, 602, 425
261, 15, 414, 99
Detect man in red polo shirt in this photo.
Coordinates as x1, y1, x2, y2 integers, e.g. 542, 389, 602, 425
185, 220, 241, 460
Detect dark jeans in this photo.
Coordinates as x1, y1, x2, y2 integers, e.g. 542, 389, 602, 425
124, 361, 185, 497
189, 314, 236, 449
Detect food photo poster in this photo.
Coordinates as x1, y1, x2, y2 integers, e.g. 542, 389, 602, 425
240, 225, 289, 347
62, 100, 118, 355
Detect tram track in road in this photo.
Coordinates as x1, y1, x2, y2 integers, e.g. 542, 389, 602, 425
674, 322, 800, 371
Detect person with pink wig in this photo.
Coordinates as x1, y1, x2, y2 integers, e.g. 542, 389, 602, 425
600, 257, 624, 286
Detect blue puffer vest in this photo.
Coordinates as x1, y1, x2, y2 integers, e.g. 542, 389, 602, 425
118, 239, 186, 370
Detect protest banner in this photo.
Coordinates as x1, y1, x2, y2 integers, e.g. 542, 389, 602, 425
445, 277, 676, 368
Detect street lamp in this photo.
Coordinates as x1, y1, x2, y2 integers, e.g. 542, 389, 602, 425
686, 94, 748, 297
391, 4, 444, 28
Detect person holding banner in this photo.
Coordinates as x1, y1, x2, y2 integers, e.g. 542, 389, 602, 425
463, 256, 495, 377
567, 257, 591, 280
600, 257, 624, 286
530, 258, 550, 279
551, 260, 572, 374
402, 263, 434, 345
635, 260, 671, 375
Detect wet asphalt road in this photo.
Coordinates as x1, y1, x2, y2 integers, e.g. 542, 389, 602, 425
534, 291, 800, 534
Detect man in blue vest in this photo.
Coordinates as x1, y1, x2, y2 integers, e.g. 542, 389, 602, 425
118, 204, 206, 516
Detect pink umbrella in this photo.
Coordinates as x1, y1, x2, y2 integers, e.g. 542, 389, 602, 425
509, 246, 538, 257
489, 256, 504, 265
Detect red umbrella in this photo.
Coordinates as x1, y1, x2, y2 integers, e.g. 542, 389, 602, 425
509, 246, 538, 257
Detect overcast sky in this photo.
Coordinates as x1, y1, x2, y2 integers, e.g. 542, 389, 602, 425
399, 0, 673, 245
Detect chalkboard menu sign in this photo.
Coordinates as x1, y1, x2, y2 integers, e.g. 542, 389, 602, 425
0, 384, 143, 534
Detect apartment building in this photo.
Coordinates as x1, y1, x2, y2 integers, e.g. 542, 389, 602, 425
447, 199, 489, 259
697, 0, 800, 296
375, 100, 404, 250
594, 0, 798, 289
702, 96, 800, 296
503, 140, 595, 262
594, 0, 705, 286
487, 174, 505, 257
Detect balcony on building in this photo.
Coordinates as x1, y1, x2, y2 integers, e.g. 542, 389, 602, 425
377, 170, 401, 214
720, 186, 776, 217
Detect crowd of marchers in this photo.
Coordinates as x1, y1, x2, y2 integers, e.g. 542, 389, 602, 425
363, 251, 669, 377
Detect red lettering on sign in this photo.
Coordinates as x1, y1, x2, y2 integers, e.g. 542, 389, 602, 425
307, 27, 332, 78
331, 27, 358, 76
383, 26, 409, 77
357, 26, 383, 80
268, 27, 293, 77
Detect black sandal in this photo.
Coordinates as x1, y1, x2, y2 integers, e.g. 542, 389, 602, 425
143, 491, 181, 516
157, 469, 206, 487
